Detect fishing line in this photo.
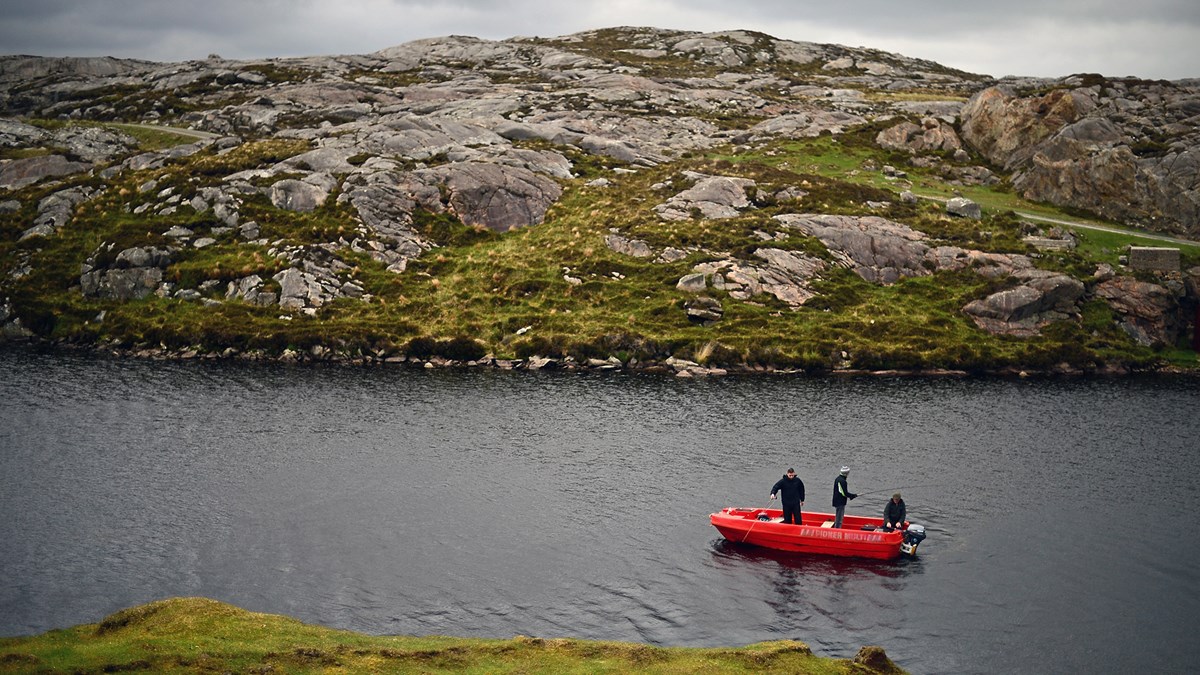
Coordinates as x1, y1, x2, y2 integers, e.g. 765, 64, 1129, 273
742, 501, 773, 542
854, 483, 939, 498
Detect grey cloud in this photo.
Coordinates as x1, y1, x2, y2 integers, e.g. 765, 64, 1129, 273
0, 0, 1196, 79
680, 0, 1200, 35
0, 0, 299, 59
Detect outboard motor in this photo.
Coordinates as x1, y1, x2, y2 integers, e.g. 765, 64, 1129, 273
900, 523, 926, 556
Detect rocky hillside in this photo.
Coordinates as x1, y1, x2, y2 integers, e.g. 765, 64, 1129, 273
1, 27, 1197, 374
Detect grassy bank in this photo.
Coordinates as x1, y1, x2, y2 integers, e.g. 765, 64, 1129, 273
0, 598, 904, 674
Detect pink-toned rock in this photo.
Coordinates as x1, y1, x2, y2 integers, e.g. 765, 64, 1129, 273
875, 118, 963, 154
1094, 276, 1181, 347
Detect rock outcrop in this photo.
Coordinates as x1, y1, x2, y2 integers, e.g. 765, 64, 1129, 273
686, 248, 828, 308
656, 174, 756, 221
417, 163, 563, 232
962, 270, 1086, 337
0, 297, 32, 338
268, 175, 335, 212
1094, 275, 1183, 347
0, 155, 91, 190
875, 117, 963, 154
22, 187, 96, 240
225, 275, 278, 307
775, 213, 932, 285
961, 79, 1200, 237
80, 245, 176, 301
945, 197, 982, 219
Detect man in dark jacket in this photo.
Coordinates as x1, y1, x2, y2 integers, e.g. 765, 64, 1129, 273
770, 468, 805, 525
832, 465, 857, 528
883, 493, 906, 531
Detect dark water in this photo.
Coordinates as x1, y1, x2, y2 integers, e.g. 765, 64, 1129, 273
2, 347, 1199, 674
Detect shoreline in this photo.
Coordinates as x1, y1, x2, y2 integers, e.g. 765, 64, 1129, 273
4, 336, 1191, 379
0, 597, 909, 674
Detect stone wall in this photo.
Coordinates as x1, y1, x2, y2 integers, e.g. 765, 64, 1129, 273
1127, 247, 1180, 272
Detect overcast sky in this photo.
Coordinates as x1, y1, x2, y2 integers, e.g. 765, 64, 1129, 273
2, 0, 1198, 80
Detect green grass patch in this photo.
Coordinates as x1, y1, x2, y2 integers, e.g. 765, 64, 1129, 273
189, 138, 312, 176
863, 90, 971, 104
0, 146, 53, 161
240, 191, 357, 245
1160, 347, 1200, 367
105, 123, 209, 150
166, 244, 284, 288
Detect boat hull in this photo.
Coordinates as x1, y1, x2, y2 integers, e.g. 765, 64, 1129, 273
710, 507, 911, 560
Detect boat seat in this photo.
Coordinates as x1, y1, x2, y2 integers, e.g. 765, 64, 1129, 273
820, 520, 834, 528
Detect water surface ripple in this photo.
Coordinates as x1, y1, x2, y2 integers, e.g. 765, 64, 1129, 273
2, 348, 1198, 674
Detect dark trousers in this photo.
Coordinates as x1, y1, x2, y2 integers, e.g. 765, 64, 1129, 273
781, 500, 802, 525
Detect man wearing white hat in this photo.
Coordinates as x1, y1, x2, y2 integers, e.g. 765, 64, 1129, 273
832, 465, 857, 528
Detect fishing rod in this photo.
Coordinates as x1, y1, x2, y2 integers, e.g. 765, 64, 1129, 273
853, 483, 940, 498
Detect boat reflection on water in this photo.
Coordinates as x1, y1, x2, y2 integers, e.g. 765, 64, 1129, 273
709, 538, 920, 580
707, 538, 924, 636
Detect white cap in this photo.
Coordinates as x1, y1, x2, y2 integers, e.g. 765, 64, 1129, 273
840, 466, 850, 474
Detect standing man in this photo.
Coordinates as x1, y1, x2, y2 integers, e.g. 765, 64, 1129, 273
832, 465, 857, 528
883, 493, 906, 531
770, 468, 805, 525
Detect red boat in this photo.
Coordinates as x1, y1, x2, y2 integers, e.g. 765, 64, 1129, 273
710, 507, 927, 560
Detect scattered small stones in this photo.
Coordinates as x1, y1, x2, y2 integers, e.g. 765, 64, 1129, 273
605, 234, 653, 257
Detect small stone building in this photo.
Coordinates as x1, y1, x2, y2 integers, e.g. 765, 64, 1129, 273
1127, 246, 1180, 273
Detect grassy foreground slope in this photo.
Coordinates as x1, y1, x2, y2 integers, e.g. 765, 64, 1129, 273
0, 598, 904, 674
